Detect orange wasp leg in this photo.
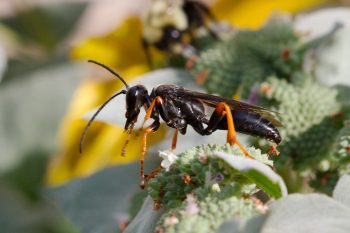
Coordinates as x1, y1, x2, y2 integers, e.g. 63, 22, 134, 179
214, 102, 253, 159
171, 128, 179, 151
141, 96, 163, 129
144, 166, 163, 182
140, 96, 163, 189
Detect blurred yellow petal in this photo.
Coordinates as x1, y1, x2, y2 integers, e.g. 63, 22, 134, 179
71, 17, 148, 70
212, 0, 328, 29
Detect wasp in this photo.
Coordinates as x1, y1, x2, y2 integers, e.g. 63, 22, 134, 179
80, 61, 282, 188
142, 0, 217, 67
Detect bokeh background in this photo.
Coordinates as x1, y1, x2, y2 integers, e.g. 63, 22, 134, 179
0, 0, 349, 232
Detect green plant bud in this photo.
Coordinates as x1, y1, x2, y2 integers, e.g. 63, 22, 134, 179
190, 21, 306, 98
259, 77, 341, 171
156, 189, 258, 233
147, 144, 272, 208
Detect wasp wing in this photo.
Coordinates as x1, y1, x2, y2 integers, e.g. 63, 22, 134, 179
183, 90, 283, 127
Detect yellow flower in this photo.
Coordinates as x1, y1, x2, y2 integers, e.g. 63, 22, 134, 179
47, 0, 328, 186
212, 0, 328, 29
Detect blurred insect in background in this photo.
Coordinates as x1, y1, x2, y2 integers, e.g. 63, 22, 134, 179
141, 0, 218, 68
80, 61, 282, 188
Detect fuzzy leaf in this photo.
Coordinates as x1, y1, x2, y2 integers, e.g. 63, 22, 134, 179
0, 152, 77, 233
47, 161, 158, 233
336, 85, 350, 105
0, 184, 78, 233
2, 2, 86, 51
214, 152, 287, 198
262, 194, 350, 233
217, 215, 267, 233
0, 62, 86, 172
333, 174, 350, 209
294, 8, 350, 86
0, 45, 6, 82
123, 197, 164, 233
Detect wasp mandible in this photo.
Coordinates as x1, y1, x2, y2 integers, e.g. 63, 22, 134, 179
80, 61, 282, 188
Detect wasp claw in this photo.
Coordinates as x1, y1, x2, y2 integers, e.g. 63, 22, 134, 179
140, 176, 147, 189
268, 145, 280, 156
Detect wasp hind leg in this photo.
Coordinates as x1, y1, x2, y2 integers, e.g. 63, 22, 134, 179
204, 102, 253, 158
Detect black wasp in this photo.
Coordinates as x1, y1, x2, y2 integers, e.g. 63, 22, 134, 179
80, 60, 282, 188
142, 0, 217, 67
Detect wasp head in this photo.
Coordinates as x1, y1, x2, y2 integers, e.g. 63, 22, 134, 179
125, 85, 149, 130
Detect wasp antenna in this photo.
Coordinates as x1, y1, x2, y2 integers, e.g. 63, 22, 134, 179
79, 90, 127, 153
88, 60, 130, 90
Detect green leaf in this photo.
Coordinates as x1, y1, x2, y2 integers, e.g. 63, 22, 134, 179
214, 151, 287, 198
3, 151, 48, 201
0, 184, 78, 233
0, 62, 86, 172
47, 161, 159, 233
0, 142, 77, 233
333, 174, 350, 209
2, 55, 67, 83
1, 2, 87, 51
262, 194, 350, 233
336, 85, 350, 106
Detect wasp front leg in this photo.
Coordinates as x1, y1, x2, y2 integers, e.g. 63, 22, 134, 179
140, 96, 176, 188
143, 96, 184, 149
140, 120, 160, 189
171, 129, 179, 151
204, 102, 253, 158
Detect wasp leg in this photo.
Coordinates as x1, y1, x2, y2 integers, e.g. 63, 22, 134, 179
140, 96, 171, 188
171, 129, 179, 151
144, 165, 163, 182
205, 102, 253, 158
140, 120, 160, 189
141, 96, 166, 129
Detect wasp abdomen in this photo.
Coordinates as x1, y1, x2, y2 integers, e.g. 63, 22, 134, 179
223, 111, 281, 144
